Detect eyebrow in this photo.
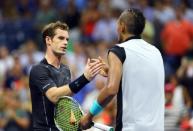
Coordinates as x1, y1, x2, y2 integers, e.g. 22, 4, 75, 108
58, 36, 69, 41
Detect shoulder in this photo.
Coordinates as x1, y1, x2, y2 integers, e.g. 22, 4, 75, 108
29, 63, 50, 78
108, 45, 126, 64
30, 63, 48, 73
109, 44, 125, 52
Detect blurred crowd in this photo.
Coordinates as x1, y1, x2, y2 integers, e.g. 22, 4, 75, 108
0, 0, 193, 130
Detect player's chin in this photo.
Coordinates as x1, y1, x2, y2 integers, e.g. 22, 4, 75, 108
60, 52, 66, 55
55, 51, 66, 56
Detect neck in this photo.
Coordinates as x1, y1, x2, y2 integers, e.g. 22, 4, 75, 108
45, 50, 62, 68
122, 33, 135, 41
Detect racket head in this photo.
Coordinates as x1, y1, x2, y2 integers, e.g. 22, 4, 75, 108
54, 96, 84, 131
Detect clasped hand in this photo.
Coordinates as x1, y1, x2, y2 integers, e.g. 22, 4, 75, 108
84, 57, 108, 81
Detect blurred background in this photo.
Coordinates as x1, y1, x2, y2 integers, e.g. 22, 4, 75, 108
0, 0, 192, 131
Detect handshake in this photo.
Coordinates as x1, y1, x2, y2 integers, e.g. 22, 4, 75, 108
83, 56, 109, 81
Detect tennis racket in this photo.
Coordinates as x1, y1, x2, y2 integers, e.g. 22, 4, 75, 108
54, 96, 114, 131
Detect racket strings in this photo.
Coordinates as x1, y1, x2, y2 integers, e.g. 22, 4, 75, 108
55, 98, 83, 131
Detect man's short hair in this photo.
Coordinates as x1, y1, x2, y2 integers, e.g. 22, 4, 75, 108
119, 8, 145, 36
42, 21, 69, 44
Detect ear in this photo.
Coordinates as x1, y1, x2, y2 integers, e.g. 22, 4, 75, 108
121, 23, 127, 34
45, 36, 51, 46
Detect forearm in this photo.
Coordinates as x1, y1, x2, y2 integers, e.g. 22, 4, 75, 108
46, 74, 90, 103
46, 86, 73, 103
97, 87, 115, 107
89, 86, 116, 117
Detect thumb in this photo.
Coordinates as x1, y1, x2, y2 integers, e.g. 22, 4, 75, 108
98, 56, 102, 61
87, 58, 90, 65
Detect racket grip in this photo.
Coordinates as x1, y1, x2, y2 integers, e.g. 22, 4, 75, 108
93, 122, 114, 131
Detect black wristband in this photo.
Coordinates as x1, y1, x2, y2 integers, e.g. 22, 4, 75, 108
69, 74, 90, 93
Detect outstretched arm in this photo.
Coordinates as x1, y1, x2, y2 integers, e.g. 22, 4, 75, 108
45, 58, 104, 103
29, 58, 104, 104
80, 52, 123, 129
97, 52, 122, 107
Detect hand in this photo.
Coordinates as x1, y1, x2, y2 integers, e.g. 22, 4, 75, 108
98, 56, 108, 77
79, 113, 93, 130
84, 58, 105, 81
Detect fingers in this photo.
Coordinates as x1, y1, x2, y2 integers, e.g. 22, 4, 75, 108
79, 117, 93, 130
80, 123, 93, 130
98, 56, 103, 63
89, 59, 108, 77
89, 65, 104, 77
88, 56, 105, 66
98, 56, 106, 64
86, 58, 91, 65
99, 69, 108, 77
89, 62, 105, 70
87, 65, 104, 78
90, 64, 105, 74
85, 57, 107, 80
88, 59, 105, 71
89, 60, 101, 67
90, 58, 100, 63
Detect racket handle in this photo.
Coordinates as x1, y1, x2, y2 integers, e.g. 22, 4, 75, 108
93, 122, 114, 131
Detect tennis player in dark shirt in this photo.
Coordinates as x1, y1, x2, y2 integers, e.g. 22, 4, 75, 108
29, 21, 104, 131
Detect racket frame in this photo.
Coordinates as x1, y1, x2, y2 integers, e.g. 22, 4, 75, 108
54, 96, 114, 131
54, 96, 84, 131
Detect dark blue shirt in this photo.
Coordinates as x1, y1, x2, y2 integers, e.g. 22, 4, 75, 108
29, 58, 71, 131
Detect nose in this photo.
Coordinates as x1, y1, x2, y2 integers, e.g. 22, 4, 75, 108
64, 39, 68, 45
65, 41, 68, 46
